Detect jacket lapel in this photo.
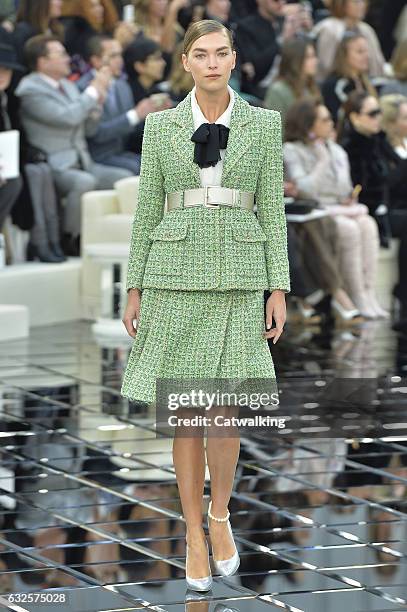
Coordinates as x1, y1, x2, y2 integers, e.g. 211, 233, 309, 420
221, 93, 253, 184
170, 92, 201, 187
169, 87, 253, 187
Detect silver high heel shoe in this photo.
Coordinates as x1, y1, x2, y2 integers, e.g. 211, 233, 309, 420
185, 538, 212, 591
208, 500, 240, 577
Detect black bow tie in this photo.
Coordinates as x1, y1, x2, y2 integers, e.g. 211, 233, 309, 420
191, 122, 230, 168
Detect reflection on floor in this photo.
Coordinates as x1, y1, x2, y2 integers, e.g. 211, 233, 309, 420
1, 319, 407, 611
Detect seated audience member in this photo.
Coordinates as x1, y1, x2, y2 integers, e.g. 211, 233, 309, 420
322, 31, 377, 125
60, 0, 119, 74
339, 91, 389, 220
283, 99, 387, 318
78, 35, 165, 175
0, 43, 22, 235
379, 94, 407, 328
204, 0, 232, 25
235, 0, 310, 99
14, 0, 64, 64
178, 0, 232, 30
132, 0, 185, 78
123, 36, 167, 104
381, 39, 407, 98
264, 35, 320, 125
15, 35, 133, 256
313, 0, 386, 80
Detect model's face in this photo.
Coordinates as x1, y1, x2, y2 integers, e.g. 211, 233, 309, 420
49, 0, 62, 18
149, 0, 169, 19
345, 0, 367, 21
99, 39, 123, 77
256, 0, 286, 19
38, 40, 70, 79
206, 0, 231, 22
136, 50, 166, 82
351, 96, 382, 135
395, 102, 407, 138
182, 32, 236, 93
347, 37, 369, 73
312, 104, 334, 140
302, 44, 318, 77
0, 66, 12, 91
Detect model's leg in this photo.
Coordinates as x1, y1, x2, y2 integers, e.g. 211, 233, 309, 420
173, 420, 209, 579
206, 408, 240, 561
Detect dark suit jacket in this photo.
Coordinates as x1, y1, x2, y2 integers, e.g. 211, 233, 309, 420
235, 12, 281, 97
77, 72, 142, 161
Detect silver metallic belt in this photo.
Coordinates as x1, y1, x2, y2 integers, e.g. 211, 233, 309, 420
166, 186, 255, 211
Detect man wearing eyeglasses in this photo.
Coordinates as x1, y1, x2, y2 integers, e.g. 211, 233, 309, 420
77, 35, 171, 176
15, 34, 134, 255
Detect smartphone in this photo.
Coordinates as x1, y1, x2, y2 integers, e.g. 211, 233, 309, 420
122, 4, 135, 22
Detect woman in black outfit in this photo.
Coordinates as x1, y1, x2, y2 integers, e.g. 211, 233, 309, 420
339, 91, 388, 221
379, 94, 407, 328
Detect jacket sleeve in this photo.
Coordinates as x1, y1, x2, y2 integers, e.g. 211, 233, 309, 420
17, 90, 97, 128
88, 113, 133, 144
255, 110, 290, 293
283, 142, 329, 198
126, 112, 165, 291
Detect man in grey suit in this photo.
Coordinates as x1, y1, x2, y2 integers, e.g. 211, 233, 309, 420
77, 35, 170, 175
15, 34, 133, 253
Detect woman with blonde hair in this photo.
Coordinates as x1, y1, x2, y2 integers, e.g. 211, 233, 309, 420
379, 94, 407, 328
121, 19, 290, 590
313, 0, 386, 80
322, 31, 377, 124
381, 39, 407, 98
264, 35, 321, 125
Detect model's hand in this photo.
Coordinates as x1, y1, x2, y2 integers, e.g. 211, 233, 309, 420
122, 289, 141, 338
263, 290, 286, 344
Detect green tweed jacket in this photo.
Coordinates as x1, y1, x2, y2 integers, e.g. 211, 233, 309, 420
126, 87, 290, 293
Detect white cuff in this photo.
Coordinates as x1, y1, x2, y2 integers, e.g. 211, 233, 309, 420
84, 85, 99, 101
126, 109, 139, 126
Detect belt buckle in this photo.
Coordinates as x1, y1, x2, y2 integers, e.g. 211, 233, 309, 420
203, 186, 219, 209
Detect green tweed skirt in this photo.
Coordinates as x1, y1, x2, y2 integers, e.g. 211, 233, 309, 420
120, 288, 275, 404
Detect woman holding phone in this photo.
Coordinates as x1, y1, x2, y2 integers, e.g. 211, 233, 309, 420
121, 20, 290, 591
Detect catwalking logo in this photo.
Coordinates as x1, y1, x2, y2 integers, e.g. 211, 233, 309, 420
167, 413, 286, 429
166, 389, 280, 411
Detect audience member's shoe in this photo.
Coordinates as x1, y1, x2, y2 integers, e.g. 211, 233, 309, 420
61, 233, 80, 257
49, 242, 67, 261
365, 289, 390, 319
26, 242, 64, 263
331, 299, 363, 325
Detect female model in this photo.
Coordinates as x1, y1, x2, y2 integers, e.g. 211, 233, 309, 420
121, 20, 290, 591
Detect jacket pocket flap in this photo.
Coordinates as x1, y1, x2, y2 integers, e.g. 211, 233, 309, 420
149, 222, 189, 241
232, 225, 267, 242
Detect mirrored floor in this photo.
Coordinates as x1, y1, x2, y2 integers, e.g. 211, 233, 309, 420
1, 319, 407, 611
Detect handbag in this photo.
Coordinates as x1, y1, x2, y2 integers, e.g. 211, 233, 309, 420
284, 198, 319, 215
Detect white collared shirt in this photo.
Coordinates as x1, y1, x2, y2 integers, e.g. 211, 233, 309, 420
190, 84, 235, 187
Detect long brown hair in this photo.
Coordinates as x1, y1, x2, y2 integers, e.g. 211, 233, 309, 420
332, 31, 377, 95
391, 38, 407, 82
277, 36, 321, 100
60, 0, 118, 33
284, 99, 322, 143
17, 0, 63, 37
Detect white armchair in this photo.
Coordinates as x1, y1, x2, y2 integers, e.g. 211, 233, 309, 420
80, 176, 140, 319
